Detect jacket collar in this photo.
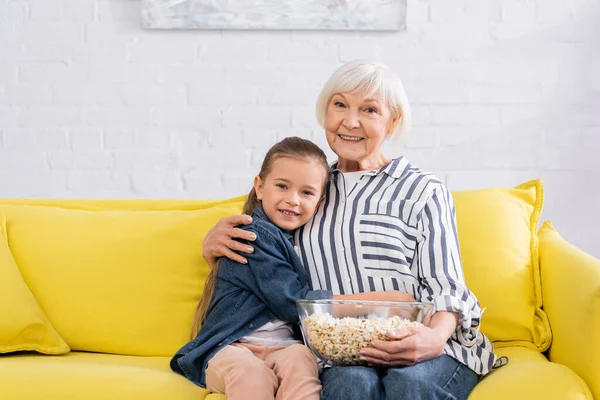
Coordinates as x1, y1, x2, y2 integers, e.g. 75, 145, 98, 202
330, 156, 408, 179
252, 204, 294, 242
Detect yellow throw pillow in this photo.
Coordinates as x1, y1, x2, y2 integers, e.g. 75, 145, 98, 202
452, 179, 551, 351
0, 201, 244, 357
0, 215, 70, 355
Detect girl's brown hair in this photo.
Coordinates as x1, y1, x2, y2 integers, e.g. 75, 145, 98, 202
191, 136, 329, 338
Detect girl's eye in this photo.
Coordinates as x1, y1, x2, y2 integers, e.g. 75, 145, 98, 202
302, 190, 315, 196
276, 183, 287, 190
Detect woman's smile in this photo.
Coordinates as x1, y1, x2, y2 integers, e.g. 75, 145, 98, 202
337, 134, 364, 142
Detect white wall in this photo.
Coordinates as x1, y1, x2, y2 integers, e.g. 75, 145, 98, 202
0, 0, 598, 257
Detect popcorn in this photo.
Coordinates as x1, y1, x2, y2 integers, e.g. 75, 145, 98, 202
303, 312, 423, 365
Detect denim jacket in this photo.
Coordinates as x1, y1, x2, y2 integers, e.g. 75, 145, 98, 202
170, 205, 333, 388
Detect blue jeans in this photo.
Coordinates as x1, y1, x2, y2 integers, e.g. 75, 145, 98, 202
320, 355, 479, 400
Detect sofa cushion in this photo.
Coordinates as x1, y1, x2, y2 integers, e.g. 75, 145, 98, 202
538, 221, 600, 399
0, 214, 69, 355
452, 179, 551, 351
0, 200, 244, 357
0, 351, 209, 400
469, 347, 593, 399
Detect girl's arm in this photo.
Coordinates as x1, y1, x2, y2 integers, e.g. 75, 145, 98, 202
219, 227, 332, 322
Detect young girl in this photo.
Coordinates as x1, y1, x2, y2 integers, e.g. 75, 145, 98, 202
171, 137, 333, 400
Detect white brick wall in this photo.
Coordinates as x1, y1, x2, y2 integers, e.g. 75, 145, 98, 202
0, 0, 598, 257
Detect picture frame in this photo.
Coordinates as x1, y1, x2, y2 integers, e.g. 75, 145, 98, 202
142, 0, 407, 31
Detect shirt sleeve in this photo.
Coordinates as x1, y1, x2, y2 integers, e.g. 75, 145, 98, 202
416, 184, 483, 346
219, 230, 332, 323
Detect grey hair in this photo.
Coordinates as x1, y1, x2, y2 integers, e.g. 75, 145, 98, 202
315, 60, 412, 138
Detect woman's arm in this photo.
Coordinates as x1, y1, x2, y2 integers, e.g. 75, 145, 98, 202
333, 292, 415, 302
360, 184, 475, 366
330, 292, 417, 318
202, 215, 256, 268
417, 186, 481, 333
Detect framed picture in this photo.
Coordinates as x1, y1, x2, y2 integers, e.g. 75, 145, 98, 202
142, 0, 407, 31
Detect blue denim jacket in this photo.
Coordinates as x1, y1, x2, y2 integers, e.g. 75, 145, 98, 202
170, 205, 333, 387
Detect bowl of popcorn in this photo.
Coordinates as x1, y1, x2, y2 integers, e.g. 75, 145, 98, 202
296, 299, 433, 366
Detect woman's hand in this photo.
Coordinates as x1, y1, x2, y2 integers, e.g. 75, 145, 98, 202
358, 311, 458, 367
358, 325, 446, 367
202, 215, 255, 268
332, 291, 416, 303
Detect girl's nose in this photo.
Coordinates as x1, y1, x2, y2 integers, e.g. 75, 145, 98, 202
287, 193, 300, 205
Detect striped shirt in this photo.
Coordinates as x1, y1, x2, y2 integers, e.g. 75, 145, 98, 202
296, 156, 501, 376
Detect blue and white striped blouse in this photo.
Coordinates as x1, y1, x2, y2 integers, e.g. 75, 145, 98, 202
296, 156, 500, 376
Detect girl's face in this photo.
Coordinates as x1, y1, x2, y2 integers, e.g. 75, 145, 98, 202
324, 92, 400, 171
254, 156, 327, 233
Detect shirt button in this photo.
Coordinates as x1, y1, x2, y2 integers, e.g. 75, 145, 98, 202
346, 278, 351, 284
217, 342, 223, 347
248, 324, 254, 329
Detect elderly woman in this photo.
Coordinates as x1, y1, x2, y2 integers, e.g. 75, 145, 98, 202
202, 60, 500, 400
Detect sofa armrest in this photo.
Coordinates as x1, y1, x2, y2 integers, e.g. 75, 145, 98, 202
538, 221, 600, 399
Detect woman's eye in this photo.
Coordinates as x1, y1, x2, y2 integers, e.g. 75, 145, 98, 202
365, 107, 377, 114
334, 102, 345, 108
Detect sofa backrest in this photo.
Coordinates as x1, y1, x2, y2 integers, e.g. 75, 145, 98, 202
0, 197, 245, 357
0, 179, 551, 356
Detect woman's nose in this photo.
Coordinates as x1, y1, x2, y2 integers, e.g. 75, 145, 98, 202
342, 110, 360, 129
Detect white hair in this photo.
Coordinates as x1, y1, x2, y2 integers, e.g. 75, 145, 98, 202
315, 60, 411, 138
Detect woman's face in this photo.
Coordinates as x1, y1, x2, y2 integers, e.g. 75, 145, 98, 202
324, 92, 400, 170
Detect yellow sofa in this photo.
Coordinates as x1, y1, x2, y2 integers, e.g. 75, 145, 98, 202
0, 179, 597, 400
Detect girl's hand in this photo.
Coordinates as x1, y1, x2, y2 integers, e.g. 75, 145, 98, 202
202, 215, 255, 267
359, 326, 446, 367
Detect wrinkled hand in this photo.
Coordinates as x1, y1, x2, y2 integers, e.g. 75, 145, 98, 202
202, 214, 255, 267
359, 326, 447, 367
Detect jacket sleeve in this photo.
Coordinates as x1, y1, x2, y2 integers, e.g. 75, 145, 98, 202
416, 184, 483, 346
219, 230, 332, 323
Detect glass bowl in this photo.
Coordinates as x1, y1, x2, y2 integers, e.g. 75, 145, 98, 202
296, 299, 433, 366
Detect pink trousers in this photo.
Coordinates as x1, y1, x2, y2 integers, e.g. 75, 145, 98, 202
205, 343, 321, 400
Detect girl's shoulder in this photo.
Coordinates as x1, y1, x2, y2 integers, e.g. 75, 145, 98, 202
238, 218, 290, 249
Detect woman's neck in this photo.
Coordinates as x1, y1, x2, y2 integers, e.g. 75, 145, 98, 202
336, 155, 391, 173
